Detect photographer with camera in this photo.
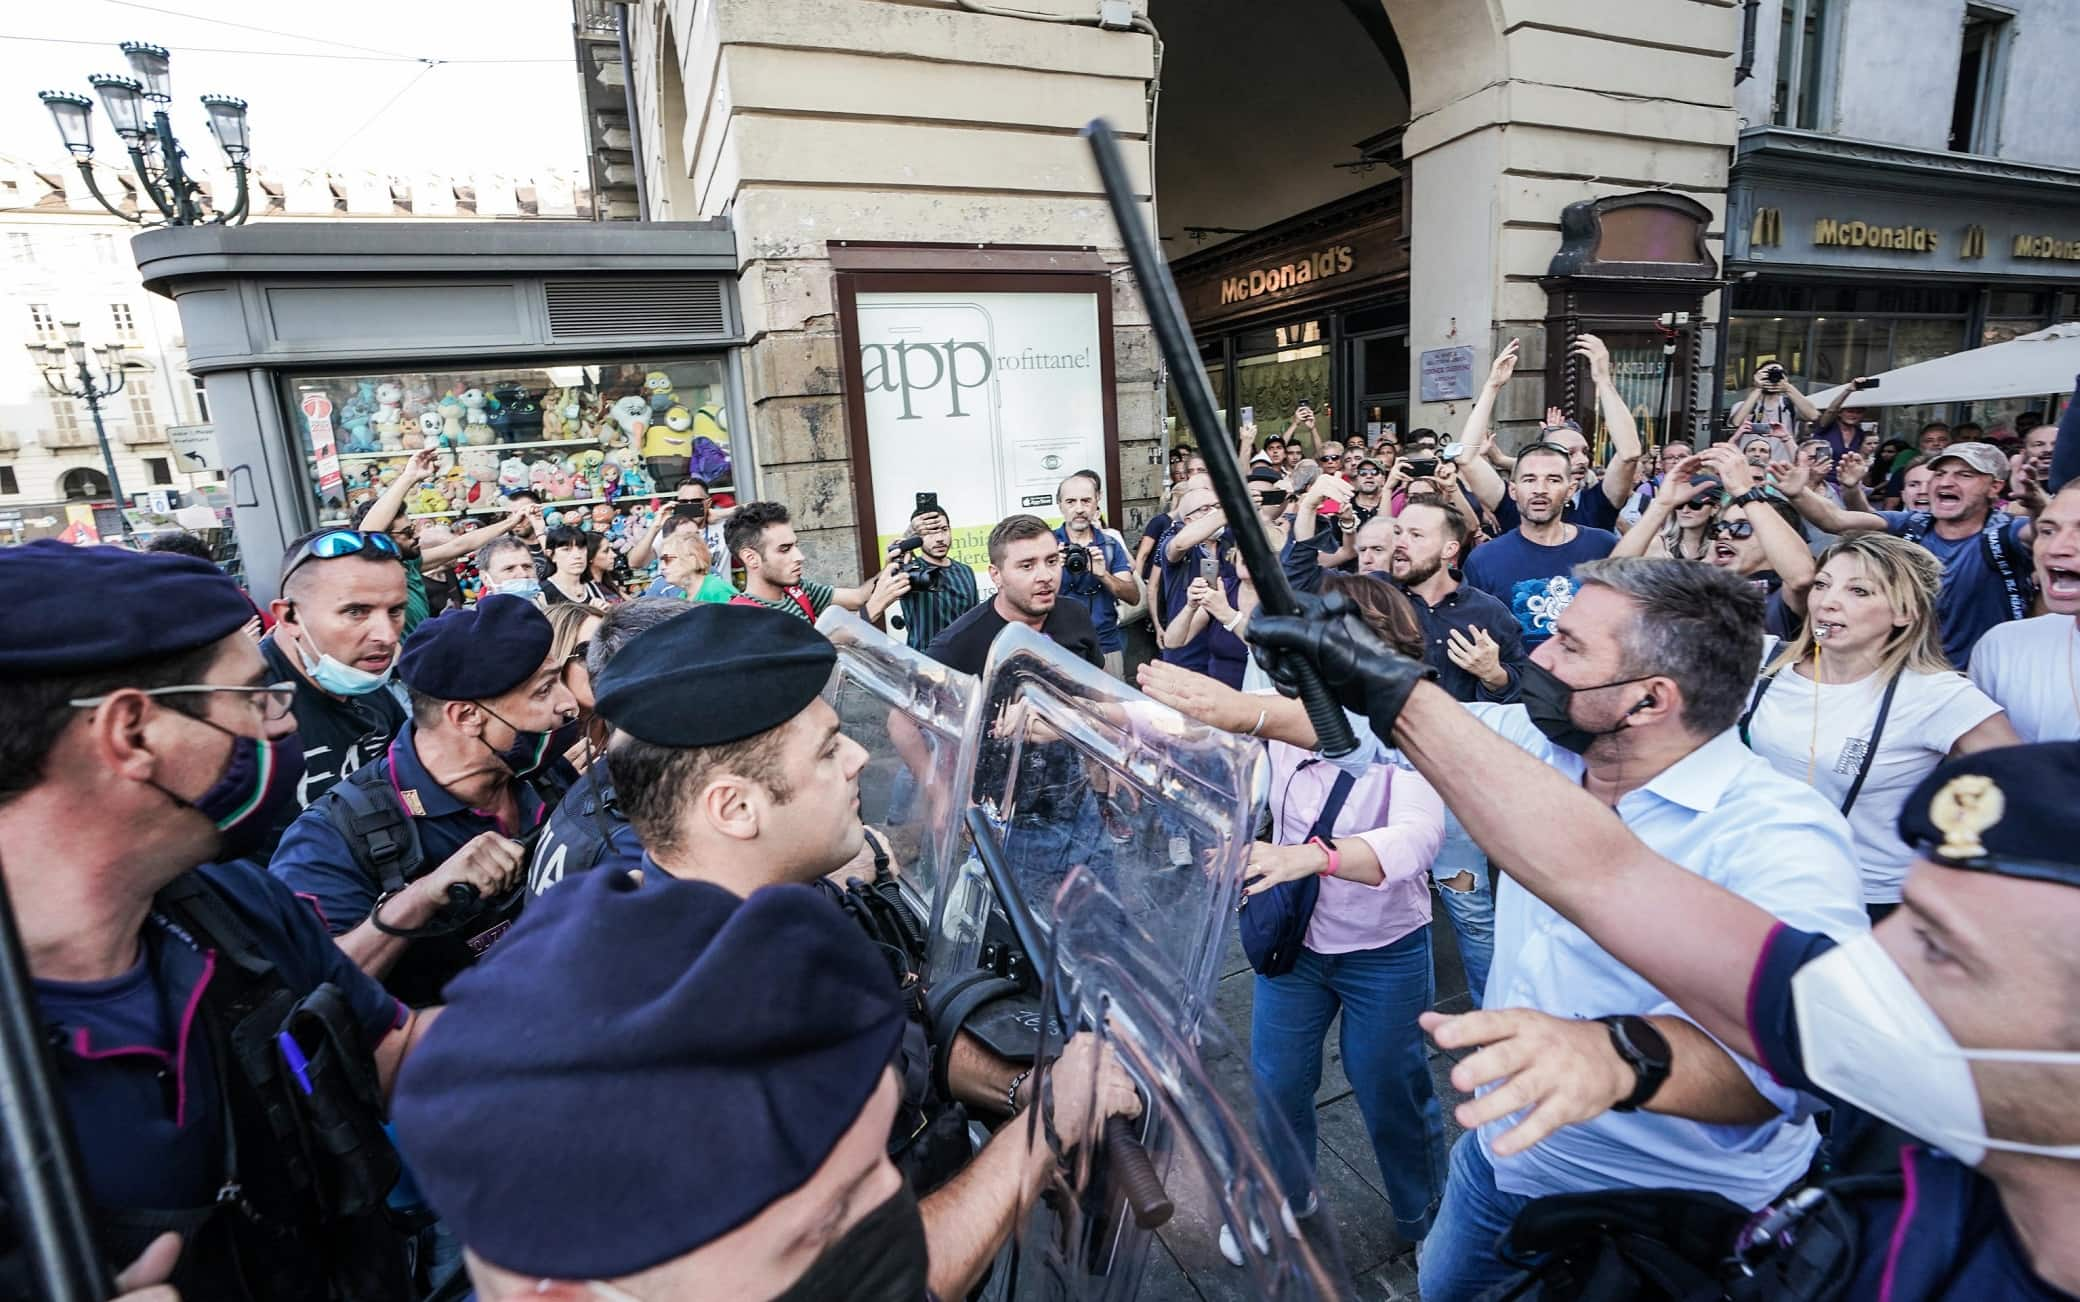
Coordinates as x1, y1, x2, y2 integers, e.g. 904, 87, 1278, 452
888, 495, 979, 651
1052, 473, 1139, 676
1810, 376, 1880, 469
1729, 361, 1821, 436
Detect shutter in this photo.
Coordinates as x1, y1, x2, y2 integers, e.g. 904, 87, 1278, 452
542, 278, 728, 340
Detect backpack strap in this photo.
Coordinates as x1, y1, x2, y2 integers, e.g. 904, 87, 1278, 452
1979, 515, 2033, 624
317, 765, 424, 895
1899, 511, 1933, 546
1738, 670, 1778, 748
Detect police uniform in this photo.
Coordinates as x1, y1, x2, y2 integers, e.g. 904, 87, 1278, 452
390, 858, 931, 1296
3, 540, 414, 1301
526, 761, 641, 897
270, 596, 575, 1007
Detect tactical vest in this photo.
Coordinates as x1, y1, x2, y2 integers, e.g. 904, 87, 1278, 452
9, 873, 414, 1302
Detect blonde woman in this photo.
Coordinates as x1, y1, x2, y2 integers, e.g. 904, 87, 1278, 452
1738, 533, 2020, 919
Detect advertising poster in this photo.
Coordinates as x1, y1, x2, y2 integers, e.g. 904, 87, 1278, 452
852, 290, 1110, 595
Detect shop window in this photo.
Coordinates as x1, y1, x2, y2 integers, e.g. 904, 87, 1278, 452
146, 457, 173, 486
1950, 6, 2012, 155
1809, 317, 1887, 388
1165, 359, 1228, 452
1723, 316, 1811, 399
1233, 320, 1330, 455
284, 357, 737, 530
1772, 0, 1836, 131
0, 467, 16, 496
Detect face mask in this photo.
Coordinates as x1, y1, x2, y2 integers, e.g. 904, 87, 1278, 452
493, 577, 543, 601
154, 722, 305, 862
289, 620, 395, 697
1792, 932, 2080, 1165
1516, 659, 1654, 755
478, 703, 555, 779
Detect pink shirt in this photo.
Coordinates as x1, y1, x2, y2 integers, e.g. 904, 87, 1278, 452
1264, 729, 1444, 955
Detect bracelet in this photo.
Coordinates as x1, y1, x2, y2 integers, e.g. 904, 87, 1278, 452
1222, 610, 1249, 634
1244, 707, 1267, 737
1006, 1068, 1031, 1113
1308, 835, 1340, 878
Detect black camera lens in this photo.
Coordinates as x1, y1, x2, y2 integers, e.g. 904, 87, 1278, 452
1062, 546, 1090, 575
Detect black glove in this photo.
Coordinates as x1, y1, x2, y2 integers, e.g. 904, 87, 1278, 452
1246, 592, 1433, 739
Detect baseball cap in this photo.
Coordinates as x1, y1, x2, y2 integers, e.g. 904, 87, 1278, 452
1928, 441, 2009, 482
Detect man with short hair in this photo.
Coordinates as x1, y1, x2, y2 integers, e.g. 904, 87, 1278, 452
1455, 336, 1642, 535
1970, 479, 2080, 742
255, 527, 413, 861
1054, 473, 1138, 675
927, 514, 1103, 674
474, 534, 540, 600
1349, 456, 1388, 527
888, 499, 979, 650
1247, 560, 1866, 1301
1461, 445, 1620, 647
271, 596, 580, 1005
725, 500, 900, 623
1782, 441, 2037, 665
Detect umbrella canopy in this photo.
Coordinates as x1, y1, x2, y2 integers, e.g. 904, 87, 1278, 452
1809, 322, 2080, 409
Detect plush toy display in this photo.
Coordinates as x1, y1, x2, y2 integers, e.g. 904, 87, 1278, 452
543, 387, 584, 441
588, 503, 615, 532
340, 381, 379, 453
492, 384, 542, 443
643, 371, 678, 418
528, 460, 557, 498
498, 456, 530, 495
460, 388, 498, 440
607, 395, 650, 450
373, 383, 404, 440
416, 411, 445, 449
599, 460, 622, 501
412, 486, 449, 516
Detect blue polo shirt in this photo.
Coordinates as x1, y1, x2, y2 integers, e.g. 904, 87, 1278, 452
1877, 511, 2034, 667
272, 724, 565, 1002
1053, 525, 1134, 653
1745, 923, 2067, 1299
38, 860, 404, 1214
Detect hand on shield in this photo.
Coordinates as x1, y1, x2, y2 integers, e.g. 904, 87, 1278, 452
1039, 1031, 1144, 1156
1245, 592, 1432, 734
114, 1231, 183, 1301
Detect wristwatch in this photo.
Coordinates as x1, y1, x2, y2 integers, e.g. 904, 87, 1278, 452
1597, 1014, 1672, 1112
1730, 486, 1771, 507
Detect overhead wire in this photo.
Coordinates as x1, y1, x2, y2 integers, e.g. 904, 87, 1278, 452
0, 32, 568, 63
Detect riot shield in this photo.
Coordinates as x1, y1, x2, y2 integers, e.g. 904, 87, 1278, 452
814, 608, 982, 925
938, 625, 1352, 1298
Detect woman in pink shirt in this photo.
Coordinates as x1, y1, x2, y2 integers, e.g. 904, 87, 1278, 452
1142, 572, 1448, 1249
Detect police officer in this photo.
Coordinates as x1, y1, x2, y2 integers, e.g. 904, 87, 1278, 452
526, 596, 686, 897
271, 594, 579, 1006
0, 540, 435, 1299
1250, 596, 2080, 1298
392, 835, 1139, 1300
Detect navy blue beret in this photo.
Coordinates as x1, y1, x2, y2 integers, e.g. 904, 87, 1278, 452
390, 868, 905, 1278
396, 594, 552, 700
593, 603, 836, 746
1899, 742, 2080, 882
5, 540, 254, 674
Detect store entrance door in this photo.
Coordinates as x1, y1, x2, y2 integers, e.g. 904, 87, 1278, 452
1348, 327, 1409, 449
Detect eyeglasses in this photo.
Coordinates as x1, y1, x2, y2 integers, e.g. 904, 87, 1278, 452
69, 682, 298, 721
281, 529, 401, 583
1708, 520, 1755, 540
563, 641, 592, 675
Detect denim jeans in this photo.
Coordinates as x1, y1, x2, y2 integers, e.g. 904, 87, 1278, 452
1417, 1134, 1532, 1302
1430, 805, 1495, 1007
1249, 928, 1445, 1241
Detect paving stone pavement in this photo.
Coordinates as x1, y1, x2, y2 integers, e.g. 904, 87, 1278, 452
1128, 898, 1482, 1301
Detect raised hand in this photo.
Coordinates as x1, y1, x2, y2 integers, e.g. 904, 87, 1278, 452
1571, 334, 1613, 387
1486, 338, 1522, 392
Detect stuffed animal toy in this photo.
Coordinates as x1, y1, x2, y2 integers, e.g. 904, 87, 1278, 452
619, 458, 655, 499
416, 411, 445, 450
644, 405, 695, 461
529, 459, 557, 497
607, 395, 650, 449
435, 395, 470, 444
546, 387, 585, 441
440, 467, 473, 511
690, 436, 732, 486
412, 486, 448, 516
540, 388, 566, 441
498, 456, 530, 495
548, 457, 579, 499
460, 387, 498, 438
589, 503, 616, 532
493, 385, 543, 443
642, 371, 678, 418
376, 419, 404, 453
373, 382, 404, 437
599, 460, 623, 501
544, 509, 567, 530
340, 381, 379, 452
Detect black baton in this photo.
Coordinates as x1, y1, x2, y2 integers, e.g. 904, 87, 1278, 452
1081, 118, 1359, 756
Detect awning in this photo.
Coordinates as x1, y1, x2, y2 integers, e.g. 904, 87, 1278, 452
1809, 322, 2080, 408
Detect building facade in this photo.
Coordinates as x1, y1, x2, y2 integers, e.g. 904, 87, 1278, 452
1723, 0, 2080, 437
614, 0, 1744, 579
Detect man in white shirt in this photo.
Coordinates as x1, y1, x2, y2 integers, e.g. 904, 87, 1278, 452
1413, 559, 1867, 1302
1970, 480, 2080, 742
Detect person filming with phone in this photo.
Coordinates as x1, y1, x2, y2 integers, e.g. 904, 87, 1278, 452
887, 494, 979, 651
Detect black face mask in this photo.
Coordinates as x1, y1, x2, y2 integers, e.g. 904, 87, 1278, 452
769, 1180, 928, 1302
1517, 659, 1655, 755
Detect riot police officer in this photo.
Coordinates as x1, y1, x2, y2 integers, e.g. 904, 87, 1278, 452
1250, 594, 2080, 1299
271, 595, 579, 1006
0, 540, 434, 1299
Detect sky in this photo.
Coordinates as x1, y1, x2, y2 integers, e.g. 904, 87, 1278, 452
0, 0, 590, 177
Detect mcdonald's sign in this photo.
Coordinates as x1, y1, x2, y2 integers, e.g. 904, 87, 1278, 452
1960, 225, 1987, 259
1752, 206, 1783, 247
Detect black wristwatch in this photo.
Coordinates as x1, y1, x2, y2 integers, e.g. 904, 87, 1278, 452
1597, 1014, 1672, 1113
1730, 486, 1771, 507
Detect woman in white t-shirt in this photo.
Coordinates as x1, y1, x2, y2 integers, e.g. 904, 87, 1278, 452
1740, 533, 2021, 919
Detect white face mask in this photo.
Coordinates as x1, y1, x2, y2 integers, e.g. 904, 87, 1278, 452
292, 624, 395, 697
1791, 932, 2080, 1165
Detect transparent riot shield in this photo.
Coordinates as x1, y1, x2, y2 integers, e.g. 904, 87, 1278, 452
814, 608, 982, 925
936, 624, 1351, 1299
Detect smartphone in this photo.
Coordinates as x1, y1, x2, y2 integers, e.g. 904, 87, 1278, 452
1197, 549, 1219, 582
1407, 457, 1439, 477
915, 491, 940, 516
1852, 376, 1881, 391
1241, 405, 1255, 428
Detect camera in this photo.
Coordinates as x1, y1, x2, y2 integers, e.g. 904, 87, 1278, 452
889, 534, 939, 591
1761, 364, 1786, 384
1062, 544, 1090, 576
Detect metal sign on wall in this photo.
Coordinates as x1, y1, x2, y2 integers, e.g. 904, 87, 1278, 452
1733, 185, 2080, 276
832, 246, 1121, 589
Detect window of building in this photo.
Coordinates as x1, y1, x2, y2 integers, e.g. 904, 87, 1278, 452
146, 457, 173, 485
6, 232, 32, 263
1772, 0, 1836, 131
127, 382, 159, 442
0, 467, 17, 496
111, 303, 137, 339
1950, 6, 2013, 154
92, 232, 118, 264
190, 373, 212, 423
28, 303, 57, 341
49, 396, 82, 443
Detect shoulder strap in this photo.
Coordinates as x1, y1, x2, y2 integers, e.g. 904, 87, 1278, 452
1979, 515, 2033, 623
155, 871, 281, 986
788, 586, 817, 620
1900, 511, 1933, 545
1306, 769, 1360, 842
1738, 670, 1778, 747
1836, 672, 1903, 817
318, 765, 424, 894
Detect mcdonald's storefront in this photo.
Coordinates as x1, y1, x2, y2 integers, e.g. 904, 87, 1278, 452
1721, 126, 2080, 437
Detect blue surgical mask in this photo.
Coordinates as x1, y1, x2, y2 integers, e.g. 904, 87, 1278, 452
291, 624, 395, 697
493, 577, 543, 601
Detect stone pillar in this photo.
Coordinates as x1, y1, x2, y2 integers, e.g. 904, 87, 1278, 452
1388, 0, 1740, 443
631, 0, 1159, 581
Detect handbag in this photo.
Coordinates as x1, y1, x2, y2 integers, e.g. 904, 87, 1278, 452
1239, 763, 1379, 977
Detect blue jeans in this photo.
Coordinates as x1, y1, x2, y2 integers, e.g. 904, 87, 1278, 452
1431, 806, 1495, 1007
1418, 1134, 1531, 1302
1249, 929, 1445, 1241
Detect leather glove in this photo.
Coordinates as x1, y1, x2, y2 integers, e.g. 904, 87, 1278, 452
1246, 592, 1434, 739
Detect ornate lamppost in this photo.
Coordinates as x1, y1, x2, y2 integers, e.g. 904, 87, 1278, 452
37, 42, 251, 226
40, 322, 134, 541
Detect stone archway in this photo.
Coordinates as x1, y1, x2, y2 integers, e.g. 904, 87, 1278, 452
60, 467, 109, 500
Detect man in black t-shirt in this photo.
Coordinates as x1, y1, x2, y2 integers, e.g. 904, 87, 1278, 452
925, 515, 1103, 674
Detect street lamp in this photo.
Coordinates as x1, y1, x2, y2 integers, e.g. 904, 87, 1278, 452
40, 322, 135, 542
36, 41, 251, 227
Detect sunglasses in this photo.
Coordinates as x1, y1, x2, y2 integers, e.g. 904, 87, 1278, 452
281, 530, 401, 583
1708, 520, 1755, 540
